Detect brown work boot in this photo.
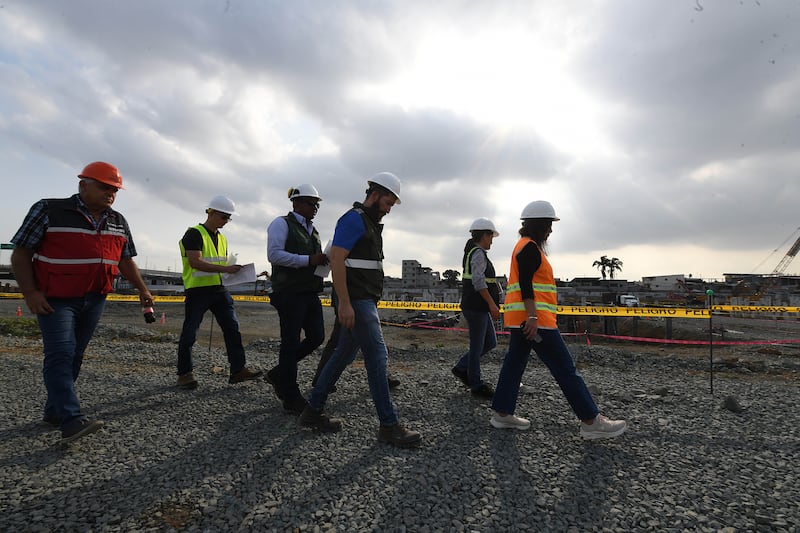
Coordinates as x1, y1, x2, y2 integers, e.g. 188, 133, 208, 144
229, 367, 264, 384
299, 407, 343, 433
377, 423, 422, 448
176, 372, 198, 390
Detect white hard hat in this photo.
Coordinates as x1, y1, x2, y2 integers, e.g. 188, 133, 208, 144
368, 172, 402, 204
288, 184, 322, 201
469, 217, 499, 237
520, 200, 559, 221
207, 195, 238, 216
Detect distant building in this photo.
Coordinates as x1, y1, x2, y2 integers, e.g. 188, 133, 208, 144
401, 260, 440, 289
642, 274, 686, 292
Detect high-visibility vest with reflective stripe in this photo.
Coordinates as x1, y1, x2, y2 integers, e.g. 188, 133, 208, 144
179, 224, 227, 289
461, 244, 499, 311
33, 197, 128, 298
343, 204, 384, 300
503, 237, 558, 329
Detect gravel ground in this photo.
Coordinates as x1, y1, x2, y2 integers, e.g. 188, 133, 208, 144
1, 302, 799, 532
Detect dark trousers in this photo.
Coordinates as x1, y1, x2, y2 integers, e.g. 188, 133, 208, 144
177, 290, 246, 375
270, 291, 325, 400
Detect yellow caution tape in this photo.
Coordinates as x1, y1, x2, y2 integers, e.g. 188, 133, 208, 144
3, 292, 799, 317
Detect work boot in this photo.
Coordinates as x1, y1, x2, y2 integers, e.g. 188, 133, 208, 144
471, 383, 494, 399
377, 423, 422, 448
451, 366, 469, 387
61, 418, 104, 444
299, 407, 343, 433
42, 415, 60, 428
229, 367, 263, 384
283, 396, 308, 416
265, 367, 284, 400
176, 372, 198, 390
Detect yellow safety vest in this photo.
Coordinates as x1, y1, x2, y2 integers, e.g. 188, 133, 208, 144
179, 224, 228, 289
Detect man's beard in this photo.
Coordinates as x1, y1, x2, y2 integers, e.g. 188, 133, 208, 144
363, 203, 385, 222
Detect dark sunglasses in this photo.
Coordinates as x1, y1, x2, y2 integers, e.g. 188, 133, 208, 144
89, 180, 119, 193
303, 199, 320, 209
216, 211, 231, 220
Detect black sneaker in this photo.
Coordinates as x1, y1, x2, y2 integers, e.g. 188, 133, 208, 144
299, 407, 343, 433
377, 423, 422, 448
471, 383, 495, 399
451, 366, 469, 387
387, 374, 401, 389
283, 396, 308, 415
42, 415, 60, 428
265, 367, 284, 400
61, 418, 104, 444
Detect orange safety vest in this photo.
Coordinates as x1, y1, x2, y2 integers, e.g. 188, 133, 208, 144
503, 237, 558, 329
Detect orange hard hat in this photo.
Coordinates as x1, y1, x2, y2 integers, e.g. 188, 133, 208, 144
78, 161, 123, 189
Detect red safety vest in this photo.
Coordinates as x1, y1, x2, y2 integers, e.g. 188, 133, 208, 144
33, 198, 128, 298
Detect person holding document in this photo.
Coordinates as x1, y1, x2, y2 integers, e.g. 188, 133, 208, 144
266, 184, 328, 414
175, 195, 263, 390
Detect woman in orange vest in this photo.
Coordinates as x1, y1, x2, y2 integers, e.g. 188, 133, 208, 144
490, 201, 627, 439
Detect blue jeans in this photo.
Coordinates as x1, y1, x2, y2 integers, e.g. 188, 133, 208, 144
492, 328, 598, 420
269, 291, 325, 400
455, 308, 497, 390
37, 293, 107, 428
309, 299, 398, 426
177, 289, 246, 375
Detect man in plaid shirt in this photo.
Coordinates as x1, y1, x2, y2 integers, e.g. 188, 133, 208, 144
11, 161, 152, 445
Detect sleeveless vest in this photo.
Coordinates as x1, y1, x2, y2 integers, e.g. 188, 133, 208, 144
33, 197, 128, 298
343, 203, 384, 300
460, 244, 499, 311
179, 224, 227, 289
503, 237, 558, 329
270, 213, 324, 293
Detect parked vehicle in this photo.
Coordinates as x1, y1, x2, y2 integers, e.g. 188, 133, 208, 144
617, 294, 640, 307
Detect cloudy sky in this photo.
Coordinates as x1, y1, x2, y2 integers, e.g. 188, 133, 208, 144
2, 0, 798, 283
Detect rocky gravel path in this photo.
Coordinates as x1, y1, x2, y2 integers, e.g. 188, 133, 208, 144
1, 319, 799, 532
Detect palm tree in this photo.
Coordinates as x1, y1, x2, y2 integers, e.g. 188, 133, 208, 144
592, 255, 624, 279
592, 255, 610, 279
608, 257, 624, 279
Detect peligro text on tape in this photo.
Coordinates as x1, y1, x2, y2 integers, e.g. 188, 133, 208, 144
7, 292, 800, 317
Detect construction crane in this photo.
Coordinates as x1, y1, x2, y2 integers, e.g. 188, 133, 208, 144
771, 227, 800, 275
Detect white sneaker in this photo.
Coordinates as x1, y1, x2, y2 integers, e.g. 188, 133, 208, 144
580, 414, 627, 440
490, 412, 531, 430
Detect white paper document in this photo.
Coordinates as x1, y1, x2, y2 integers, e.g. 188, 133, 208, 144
313, 240, 332, 279
222, 262, 257, 286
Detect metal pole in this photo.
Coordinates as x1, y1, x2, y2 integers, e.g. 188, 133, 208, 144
706, 289, 714, 394
208, 318, 214, 352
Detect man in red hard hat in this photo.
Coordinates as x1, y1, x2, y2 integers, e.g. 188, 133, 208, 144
10, 161, 153, 444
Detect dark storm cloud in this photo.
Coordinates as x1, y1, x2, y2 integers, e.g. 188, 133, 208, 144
3, 0, 800, 279
331, 105, 561, 185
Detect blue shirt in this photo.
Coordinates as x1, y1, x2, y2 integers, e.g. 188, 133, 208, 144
332, 210, 366, 251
